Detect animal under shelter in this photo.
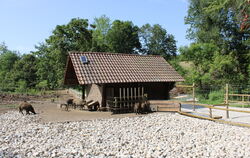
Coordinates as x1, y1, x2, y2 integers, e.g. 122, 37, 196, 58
64, 52, 184, 109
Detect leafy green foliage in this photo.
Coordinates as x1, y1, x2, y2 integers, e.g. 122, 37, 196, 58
139, 24, 177, 59
198, 90, 224, 105
179, 0, 250, 88
107, 20, 141, 54
91, 15, 111, 52
0, 43, 20, 91
13, 54, 38, 88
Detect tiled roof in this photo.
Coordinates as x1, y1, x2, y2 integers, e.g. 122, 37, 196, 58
66, 52, 184, 85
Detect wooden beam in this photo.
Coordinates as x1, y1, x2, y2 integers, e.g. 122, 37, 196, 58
127, 88, 129, 108
228, 94, 250, 97
225, 84, 229, 118
134, 87, 136, 100
182, 102, 250, 114
119, 88, 121, 108
179, 111, 250, 128
192, 83, 195, 111
131, 87, 133, 107
176, 85, 194, 88
123, 87, 126, 107
82, 85, 85, 100
138, 87, 140, 100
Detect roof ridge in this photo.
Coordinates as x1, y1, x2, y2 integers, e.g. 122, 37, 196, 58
68, 51, 163, 57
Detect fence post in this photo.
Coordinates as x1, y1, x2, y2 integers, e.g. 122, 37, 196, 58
209, 107, 212, 118
179, 103, 181, 112
225, 84, 229, 118
192, 83, 195, 111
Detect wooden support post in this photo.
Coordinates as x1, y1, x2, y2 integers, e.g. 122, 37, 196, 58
113, 97, 118, 113
131, 87, 133, 107
209, 107, 212, 118
119, 88, 122, 108
242, 96, 245, 108
114, 97, 117, 108
192, 83, 195, 111
138, 87, 140, 101
179, 103, 181, 112
134, 87, 137, 101
82, 85, 85, 100
123, 88, 126, 108
127, 88, 129, 108
225, 84, 229, 118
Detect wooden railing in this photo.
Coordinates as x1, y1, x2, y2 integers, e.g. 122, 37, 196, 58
179, 102, 250, 127
227, 94, 250, 104
181, 102, 250, 118
107, 94, 147, 113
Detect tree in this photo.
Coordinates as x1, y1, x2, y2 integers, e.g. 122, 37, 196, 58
139, 24, 177, 59
185, 0, 250, 84
43, 18, 94, 87
0, 43, 20, 91
12, 54, 38, 89
46, 18, 93, 63
203, 0, 250, 31
0, 42, 9, 54
91, 15, 111, 52
179, 43, 218, 86
33, 43, 59, 89
107, 20, 141, 54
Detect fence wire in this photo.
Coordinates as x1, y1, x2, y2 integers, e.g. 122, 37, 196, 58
170, 84, 250, 106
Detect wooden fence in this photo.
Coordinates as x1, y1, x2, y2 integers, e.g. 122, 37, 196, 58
174, 83, 250, 127
106, 87, 147, 113
176, 83, 196, 111
176, 83, 250, 107
181, 102, 250, 118
227, 94, 250, 104
177, 102, 250, 127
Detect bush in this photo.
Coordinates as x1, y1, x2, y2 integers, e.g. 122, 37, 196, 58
208, 91, 224, 103
15, 80, 27, 93
198, 90, 224, 105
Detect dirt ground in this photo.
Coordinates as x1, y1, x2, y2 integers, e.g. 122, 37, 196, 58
0, 90, 139, 123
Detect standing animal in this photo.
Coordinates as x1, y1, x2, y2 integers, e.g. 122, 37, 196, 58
73, 99, 86, 110
66, 99, 74, 108
19, 101, 36, 115
60, 103, 69, 111
141, 100, 150, 114
134, 102, 142, 114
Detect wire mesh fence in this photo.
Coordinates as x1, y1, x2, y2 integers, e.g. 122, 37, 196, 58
170, 83, 250, 106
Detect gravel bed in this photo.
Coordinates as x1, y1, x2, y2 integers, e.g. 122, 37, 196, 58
0, 111, 250, 158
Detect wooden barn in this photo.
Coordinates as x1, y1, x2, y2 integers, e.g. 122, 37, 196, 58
64, 52, 184, 109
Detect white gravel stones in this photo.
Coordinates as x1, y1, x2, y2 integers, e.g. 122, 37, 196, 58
0, 111, 250, 158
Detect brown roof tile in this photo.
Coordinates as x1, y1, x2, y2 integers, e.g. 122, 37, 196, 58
66, 52, 184, 85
